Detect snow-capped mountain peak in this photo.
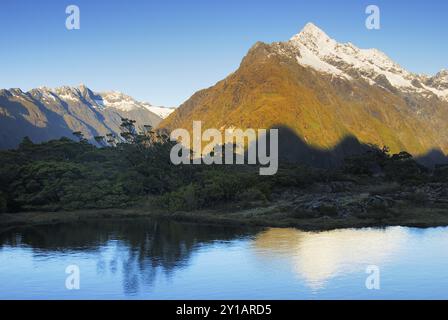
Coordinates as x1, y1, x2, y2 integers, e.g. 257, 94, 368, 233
97, 91, 141, 111
6, 85, 175, 119
97, 90, 174, 117
290, 23, 335, 55
437, 69, 448, 80
291, 23, 332, 49
146, 105, 176, 118
429, 70, 448, 90
287, 23, 448, 100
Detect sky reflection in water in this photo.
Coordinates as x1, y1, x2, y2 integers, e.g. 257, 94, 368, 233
0, 219, 447, 299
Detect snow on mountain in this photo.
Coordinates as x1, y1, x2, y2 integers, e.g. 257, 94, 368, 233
145, 105, 175, 118
94, 91, 174, 118
287, 23, 448, 101
97, 91, 147, 111
0, 85, 168, 149
427, 69, 448, 91
18, 85, 174, 119
160, 22, 448, 167
5, 85, 175, 121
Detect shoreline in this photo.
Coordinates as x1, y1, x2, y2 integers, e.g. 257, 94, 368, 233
1, 203, 448, 233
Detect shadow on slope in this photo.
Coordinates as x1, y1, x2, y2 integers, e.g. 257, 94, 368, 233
0, 96, 76, 149
416, 149, 448, 168
249, 125, 448, 168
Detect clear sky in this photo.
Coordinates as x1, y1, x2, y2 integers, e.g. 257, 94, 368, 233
0, 0, 446, 107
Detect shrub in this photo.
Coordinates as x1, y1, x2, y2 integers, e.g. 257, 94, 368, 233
433, 165, 448, 182
0, 192, 7, 213
160, 184, 199, 211
236, 188, 267, 202
383, 158, 428, 183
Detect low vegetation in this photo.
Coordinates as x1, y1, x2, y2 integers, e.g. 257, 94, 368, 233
1, 119, 448, 230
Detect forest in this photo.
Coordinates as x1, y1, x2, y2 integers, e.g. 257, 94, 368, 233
1, 118, 447, 222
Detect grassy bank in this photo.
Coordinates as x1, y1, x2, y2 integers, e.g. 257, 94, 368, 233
2, 200, 448, 234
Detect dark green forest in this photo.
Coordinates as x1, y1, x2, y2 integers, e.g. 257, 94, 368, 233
1, 119, 447, 214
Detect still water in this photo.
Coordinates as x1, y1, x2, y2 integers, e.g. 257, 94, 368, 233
0, 219, 447, 299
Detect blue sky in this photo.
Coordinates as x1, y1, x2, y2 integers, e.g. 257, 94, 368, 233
0, 0, 447, 107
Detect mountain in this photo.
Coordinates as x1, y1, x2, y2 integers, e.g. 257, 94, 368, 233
144, 105, 176, 118
289, 23, 448, 100
95, 90, 175, 118
160, 23, 448, 166
0, 85, 174, 149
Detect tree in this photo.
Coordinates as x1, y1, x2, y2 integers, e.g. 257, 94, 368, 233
391, 151, 413, 161
119, 118, 138, 143
72, 131, 87, 143
18, 136, 34, 150
106, 133, 118, 146
94, 136, 106, 147
344, 144, 390, 176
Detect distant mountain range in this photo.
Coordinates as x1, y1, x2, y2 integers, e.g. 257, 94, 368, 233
0, 85, 174, 149
160, 23, 448, 166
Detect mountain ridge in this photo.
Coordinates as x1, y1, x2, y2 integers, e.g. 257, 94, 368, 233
287, 23, 448, 100
160, 22, 448, 166
0, 85, 174, 149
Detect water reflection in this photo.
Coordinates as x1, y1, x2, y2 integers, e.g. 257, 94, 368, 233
252, 227, 410, 288
0, 219, 257, 296
1, 220, 447, 299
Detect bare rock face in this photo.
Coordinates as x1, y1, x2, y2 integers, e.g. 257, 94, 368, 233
160, 23, 448, 167
425, 70, 448, 91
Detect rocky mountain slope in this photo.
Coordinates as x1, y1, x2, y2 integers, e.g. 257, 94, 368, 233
0, 85, 174, 149
160, 23, 448, 167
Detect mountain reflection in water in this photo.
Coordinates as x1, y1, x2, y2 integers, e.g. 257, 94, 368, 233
251, 228, 409, 289
0, 219, 257, 297
1, 219, 448, 299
